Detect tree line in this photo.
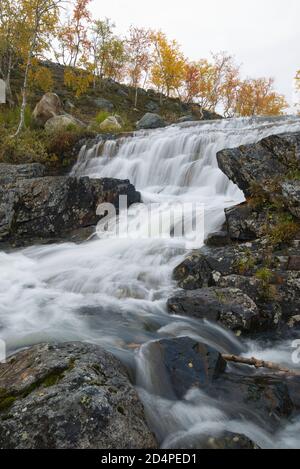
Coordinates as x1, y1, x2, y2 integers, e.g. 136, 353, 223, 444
0, 0, 299, 136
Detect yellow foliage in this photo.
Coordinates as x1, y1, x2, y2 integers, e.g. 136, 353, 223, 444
29, 66, 54, 92
151, 31, 186, 97
64, 67, 93, 97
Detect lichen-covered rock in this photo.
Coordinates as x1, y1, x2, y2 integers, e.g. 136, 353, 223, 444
0, 176, 140, 244
45, 114, 85, 132
136, 113, 166, 130
281, 180, 300, 219
225, 203, 267, 241
217, 132, 300, 198
167, 288, 260, 334
0, 163, 45, 186
0, 342, 157, 449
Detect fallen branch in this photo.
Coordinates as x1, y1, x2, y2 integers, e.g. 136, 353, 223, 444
222, 354, 300, 377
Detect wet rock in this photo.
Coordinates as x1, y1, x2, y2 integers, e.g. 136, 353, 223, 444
177, 115, 194, 123
136, 113, 166, 130
167, 288, 260, 334
205, 231, 230, 247
148, 337, 226, 399
212, 373, 294, 430
195, 432, 260, 450
0, 343, 157, 449
217, 132, 300, 198
281, 180, 300, 219
0, 163, 46, 186
0, 176, 140, 244
32, 92, 64, 127
173, 244, 262, 290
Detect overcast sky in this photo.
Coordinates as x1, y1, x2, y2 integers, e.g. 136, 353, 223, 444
91, 0, 299, 107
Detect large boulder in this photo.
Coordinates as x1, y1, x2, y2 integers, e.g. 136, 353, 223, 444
217, 132, 300, 198
99, 116, 122, 132
167, 288, 260, 334
45, 114, 85, 132
0, 176, 141, 244
32, 93, 64, 127
136, 113, 166, 130
0, 163, 45, 186
0, 342, 157, 449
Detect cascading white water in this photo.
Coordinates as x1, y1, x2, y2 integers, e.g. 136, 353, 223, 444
1, 115, 300, 448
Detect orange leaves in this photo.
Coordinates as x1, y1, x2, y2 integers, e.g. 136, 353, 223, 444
235, 78, 288, 117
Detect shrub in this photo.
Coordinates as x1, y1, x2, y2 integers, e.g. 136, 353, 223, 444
95, 111, 110, 124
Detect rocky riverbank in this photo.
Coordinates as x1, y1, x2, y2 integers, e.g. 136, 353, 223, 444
170, 131, 300, 338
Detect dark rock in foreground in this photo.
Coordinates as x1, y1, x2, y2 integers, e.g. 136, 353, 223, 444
0, 170, 140, 244
0, 343, 157, 449
167, 288, 260, 334
146, 337, 226, 399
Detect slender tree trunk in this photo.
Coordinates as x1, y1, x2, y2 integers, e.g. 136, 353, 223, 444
14, 49, 32, 137
134, 86, 138, 109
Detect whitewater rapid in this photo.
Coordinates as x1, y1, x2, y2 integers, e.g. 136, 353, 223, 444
1, 116, 300, 448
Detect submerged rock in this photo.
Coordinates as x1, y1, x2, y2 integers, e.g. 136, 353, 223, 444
167, 288, 260, 334
0, 176, 140, 244
0, 342, 157, 449
189, 432, 260, 450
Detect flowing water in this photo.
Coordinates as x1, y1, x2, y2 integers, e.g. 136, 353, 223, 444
1, 116, 300, 448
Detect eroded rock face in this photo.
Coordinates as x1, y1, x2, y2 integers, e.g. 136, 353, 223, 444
136, 113, 166, 130
167, 288, 260, 334
217, 132, 300, 198
0, 176, 140, 244
225, 203, 267, 241
0, 342, 157, 449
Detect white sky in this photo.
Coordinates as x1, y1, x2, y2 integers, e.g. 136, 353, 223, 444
91, 0, 299, 107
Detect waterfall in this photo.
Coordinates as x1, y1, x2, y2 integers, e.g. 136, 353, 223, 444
1, 115, 300, 448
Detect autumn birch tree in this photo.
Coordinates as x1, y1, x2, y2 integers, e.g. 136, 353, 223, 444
126, 26, 151, 108
151, 31, 186, 102
0, 1, 25, 106
14, 0, 62, 136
